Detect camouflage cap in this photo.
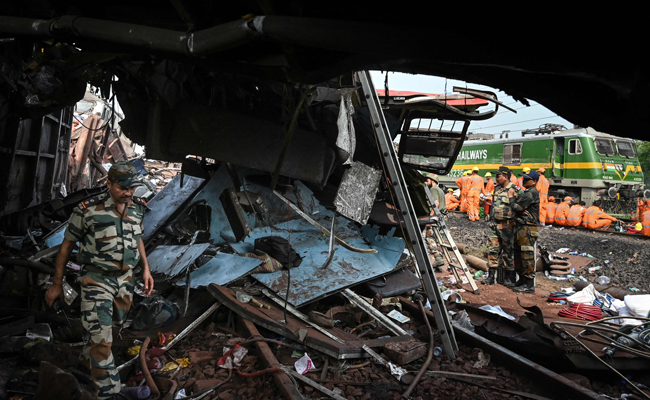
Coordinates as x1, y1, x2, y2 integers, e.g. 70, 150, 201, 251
108, 161, 143, 188
427, 173, 439, 183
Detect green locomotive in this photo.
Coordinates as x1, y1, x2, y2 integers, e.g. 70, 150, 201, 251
439, 126, 646, 218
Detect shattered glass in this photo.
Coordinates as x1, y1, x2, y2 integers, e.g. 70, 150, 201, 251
334, 161, 382, 225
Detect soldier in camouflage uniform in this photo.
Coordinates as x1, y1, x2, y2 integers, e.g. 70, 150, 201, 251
46, 162, 154, 399
483, 166, 523, 286
511, 171, 540, 293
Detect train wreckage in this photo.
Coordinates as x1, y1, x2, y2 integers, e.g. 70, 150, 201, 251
1, 3, 650, 400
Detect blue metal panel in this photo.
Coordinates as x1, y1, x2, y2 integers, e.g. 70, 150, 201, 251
177, 252, 262, 288
143, 174, 205, 242
190, 164, 405, 305
249, 217, 404, 306
43, 222, 68, 248
146, 243, 211, 277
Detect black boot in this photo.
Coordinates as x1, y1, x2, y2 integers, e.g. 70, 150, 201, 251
504, 270, 518, 287
481, 268, 497, 285
512, 277, 535, 293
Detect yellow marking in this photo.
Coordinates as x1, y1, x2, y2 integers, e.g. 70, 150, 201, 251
562, 162, 603, 169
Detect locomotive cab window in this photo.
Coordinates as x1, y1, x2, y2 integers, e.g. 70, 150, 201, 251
503, 143, 522, 165
595, 138, 615, 156
568, 139, 582, 155
616, 140, 636, 158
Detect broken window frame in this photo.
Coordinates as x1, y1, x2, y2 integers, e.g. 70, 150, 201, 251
616, 139, 636, 158
594, 138, 615, 156
503, 143, 522, 165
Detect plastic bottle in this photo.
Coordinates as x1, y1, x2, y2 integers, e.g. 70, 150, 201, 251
597, 276, 611, 285
433, 347, 443, 357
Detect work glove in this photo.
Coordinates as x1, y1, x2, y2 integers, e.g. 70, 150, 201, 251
488, 221, 497, 231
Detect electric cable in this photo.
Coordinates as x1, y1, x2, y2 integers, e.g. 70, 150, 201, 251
557, 303, 603, 321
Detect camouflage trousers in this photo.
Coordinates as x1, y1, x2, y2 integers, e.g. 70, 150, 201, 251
423, 226, 442, 258
78, 268, 135, 400
487, 220, 515, 270
514, 224, 538, 279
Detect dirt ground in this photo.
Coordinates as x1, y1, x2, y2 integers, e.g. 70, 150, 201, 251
445, 212, 650, 295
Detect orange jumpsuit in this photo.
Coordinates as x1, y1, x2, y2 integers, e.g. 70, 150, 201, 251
545, 202, 558, 224
510, 173, 520, 189
467, 174, 484, 221
537, 175, 550, 224
459, 175, 471, 213
582, 206, 617, 229
446, 193, 460, 211
485, 178, 495, 195
566, 204, 586, 227
642, 209, 650, 237
554, 202, 571, 226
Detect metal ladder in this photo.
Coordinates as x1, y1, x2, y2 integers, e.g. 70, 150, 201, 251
357, 71, 458, 358
422, 189, 480, 294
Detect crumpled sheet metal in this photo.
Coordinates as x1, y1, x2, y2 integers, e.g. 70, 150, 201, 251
189, 165, 405, 305
335, 89, 356, 165
251, 187, 404, 306
146, 243, 211, 277
177, 252, 261, 288
334, 161, 382, 225
142, 174, 206, 242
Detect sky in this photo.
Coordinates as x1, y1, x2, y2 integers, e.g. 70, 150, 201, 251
370, 71, 574, 138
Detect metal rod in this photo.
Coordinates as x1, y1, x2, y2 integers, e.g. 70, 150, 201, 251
341, 289, 408, 336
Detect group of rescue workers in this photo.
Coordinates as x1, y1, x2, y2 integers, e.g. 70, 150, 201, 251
426, 164, 644, 294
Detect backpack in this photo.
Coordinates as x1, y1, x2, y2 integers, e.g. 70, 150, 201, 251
254, 236, 303, 269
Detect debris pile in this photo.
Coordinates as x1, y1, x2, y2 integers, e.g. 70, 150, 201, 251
5, 161, 643, 399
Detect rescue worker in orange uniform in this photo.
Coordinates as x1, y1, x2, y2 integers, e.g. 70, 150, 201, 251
459, 171, 471, 214
544, 196, 557, 225
536, 168, 550, 225
510, 170, 520, 189
566, 200, 586, 227
467, 166, 485, 221
642, 207, 650, 237
484, 172, 495, 217
517, 167, 531, 188
485, 172, 495, 194
582, 200, 617, 229
446, 188, 460, 211
554, 196, 572, 226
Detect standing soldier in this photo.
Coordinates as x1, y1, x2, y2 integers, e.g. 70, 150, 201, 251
484, 166, 523, 286
467, 166, 484, 221
45, 162, 154, 400
511, 171, 540, 293
536, 168, 550, 225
